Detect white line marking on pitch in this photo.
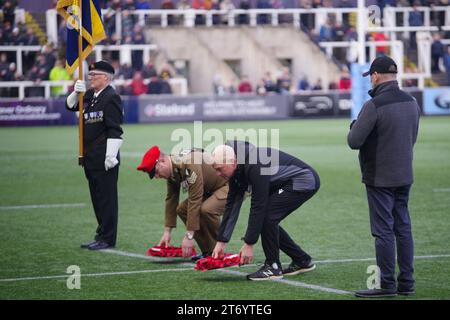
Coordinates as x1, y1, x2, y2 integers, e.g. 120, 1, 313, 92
216, 269, 351, 295
0, 268, 193, 283
3, 250, 450, 295
0, 203, 86, 211
433, 188, 450, 192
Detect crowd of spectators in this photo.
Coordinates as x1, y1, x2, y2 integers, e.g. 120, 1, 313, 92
212, 66, 352, 96
1, 0, 450, 97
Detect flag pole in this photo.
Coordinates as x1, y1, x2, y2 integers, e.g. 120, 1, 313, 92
78, 0, 84, 166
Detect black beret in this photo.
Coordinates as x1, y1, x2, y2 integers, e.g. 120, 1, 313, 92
89, 60, 115, 75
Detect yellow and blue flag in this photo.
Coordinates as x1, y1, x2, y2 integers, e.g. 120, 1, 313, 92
56, 0, 106, 75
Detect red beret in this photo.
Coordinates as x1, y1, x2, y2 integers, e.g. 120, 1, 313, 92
137, 146, 160, 178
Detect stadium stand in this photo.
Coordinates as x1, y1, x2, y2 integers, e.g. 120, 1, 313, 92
0, 0, 449, 98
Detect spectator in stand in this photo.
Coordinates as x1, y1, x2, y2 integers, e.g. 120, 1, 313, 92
312, 79, 323, 90
160, 64, 173, 81
220, 0, 235, 25
148, 73, 172, 95
445, 46, 450, 85
136, 0, 151, 10
42, 44, 57, 72
297, 75, 310, 91
103, 2, 120, 37
122, 9, 135, 39
0, 62, 21, 97
118, 63, 134, 79
30, 53, 53, 81
371, 31, 389, 57
319, 19, 333, 42
148, 74, 162, 94
49, 58, 72, 97
213, 74, 226, 95
11, 27, 21, 45
142, 61, 157, 79
238, 75, 253, 93
132, 25, 145, 71
161, 0, 175, 9
128, 71, 148, 96
328, 81, 338, 90
408, 2, 423, 50
256, 0, 272, 25
106, 32, 121, 45
238, 0, 251, 25
377, 1, 398, 20
312, 0, 323, 9
0, 53, 9, 78
0, 29, 5, 45
177, 0, 191, 9
431, 33, 445, 73
111, 60, 121, 80
25, 64, 45, 97
142, 60, 158, 79
256, 79, 267, 96
339, 67, 352, 91
344, 27, 358, 42
263, 71, 277, 93
3, 21, 13, 44
2, 1, 16, 26
403, 66, 418, 87
58, 20, 68, 46
123, 0, 136, 10
276, 67, 292, 94
406, 0, 426, 5
204, 0, 213, 10
333, 22, 347, 62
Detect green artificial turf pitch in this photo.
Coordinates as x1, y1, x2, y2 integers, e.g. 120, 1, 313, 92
0, 117, 449, 300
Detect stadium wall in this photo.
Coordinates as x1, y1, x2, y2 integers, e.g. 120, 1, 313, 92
1, 88, 445, 127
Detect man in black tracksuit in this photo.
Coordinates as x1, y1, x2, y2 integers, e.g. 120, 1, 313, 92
66, 61, 124, 250
211, 140, 320, 280
348, 56, 420, 298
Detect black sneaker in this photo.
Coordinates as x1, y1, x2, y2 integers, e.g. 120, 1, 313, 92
282, 260, 316, 276
355, 288, 398, 298
247, 263, 283, 281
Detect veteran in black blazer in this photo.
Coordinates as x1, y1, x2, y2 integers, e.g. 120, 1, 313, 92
66, 60, 124, 250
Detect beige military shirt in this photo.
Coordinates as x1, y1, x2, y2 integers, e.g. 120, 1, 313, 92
165, 151, 228, 231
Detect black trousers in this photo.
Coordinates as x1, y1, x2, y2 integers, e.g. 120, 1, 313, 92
366, 184, 415, 290
261, 185, 319, 267
84, 166, 119, 246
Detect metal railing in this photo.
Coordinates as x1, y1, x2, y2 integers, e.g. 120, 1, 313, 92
318, 39, 435, 88
0, 78, 188, 100
0, 46, 41, 76
45, 6, 450, 44
0, 44, 158, 76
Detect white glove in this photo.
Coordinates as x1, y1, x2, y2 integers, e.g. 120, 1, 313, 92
74, 80, 86, 93
105, 138, 123, 171
66, 80, 87, 110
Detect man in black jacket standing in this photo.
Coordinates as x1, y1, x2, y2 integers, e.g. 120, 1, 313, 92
66, 61, 124, 250
348, 56, 420, 298
211, 141, 320, 280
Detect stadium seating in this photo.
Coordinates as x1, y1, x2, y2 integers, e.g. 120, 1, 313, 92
0, 0, 449, 98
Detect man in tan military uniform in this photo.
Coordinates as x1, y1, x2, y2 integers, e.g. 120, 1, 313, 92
137, 145, 228, 260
